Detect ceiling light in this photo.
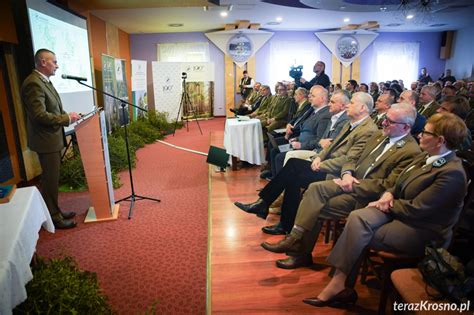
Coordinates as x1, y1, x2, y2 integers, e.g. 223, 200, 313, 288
343, 18, 350, 23
406, 14, 414, 19
168, 23, 183, 27
276, 17, 283, 22
220, 11, 228, 17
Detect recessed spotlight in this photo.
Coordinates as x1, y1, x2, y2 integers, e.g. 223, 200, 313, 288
380, 6, 387, 12
406, 14, 414, 19
168, 23, 183, 27
343, 18, 350, 23
220, 11, 228, 17
276, 17, 283, 22
340, 6, 346, 10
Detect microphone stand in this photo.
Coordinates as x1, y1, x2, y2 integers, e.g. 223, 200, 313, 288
76, 80, 160, 219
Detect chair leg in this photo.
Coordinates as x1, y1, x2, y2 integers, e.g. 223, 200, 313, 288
360, 255, 369, 285
378, 263, 393, 315
324, 220, 331, 244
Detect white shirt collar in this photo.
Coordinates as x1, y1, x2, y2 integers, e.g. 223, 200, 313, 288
350, 115, 370, 129
426, 151, 452, 165
35, 69, 50, 83
313, 104, 328, 114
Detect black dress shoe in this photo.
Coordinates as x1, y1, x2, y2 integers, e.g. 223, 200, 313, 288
260, 170, 272, 179
53, 218, 77, 230
234, 199, 269, 219
61, 211, 76, 220
276, 254, 313, 269
262, 223, 286, 235
261, 235, 301, 253
303, 288, 358, 307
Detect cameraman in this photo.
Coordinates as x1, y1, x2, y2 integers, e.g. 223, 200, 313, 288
296, 61, 330, 90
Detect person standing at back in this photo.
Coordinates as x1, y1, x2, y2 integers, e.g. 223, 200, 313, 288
21, 48, 81, 229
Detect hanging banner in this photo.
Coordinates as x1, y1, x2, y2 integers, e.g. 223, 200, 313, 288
102, 55, 128, 132
316, 30, 378, 67
152, 62, 214, 121
205, 29, 273, 68
131, 60, 147, 120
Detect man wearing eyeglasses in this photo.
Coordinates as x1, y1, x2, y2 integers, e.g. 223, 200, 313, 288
261, 103, 421, 269
21, 49, 80, 229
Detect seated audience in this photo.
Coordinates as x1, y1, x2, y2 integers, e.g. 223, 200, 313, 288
230, 82, 262, 115
371, 93, 394, 128
234, 92, 377, 232
439, 69, 456, 85
398, 90, 426, 136
261, 104, 420, 269
261, 84, 292, 132
264, 86, 331, 179
441, 85, 457, 98
345, 80, 358, 96
304, 113, 467, 308
359, 83, 368, 93
418, 85, 440, 118
249, 85, 272, 118
369, 82, 379, 102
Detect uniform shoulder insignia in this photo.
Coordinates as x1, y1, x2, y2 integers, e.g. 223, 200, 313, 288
433, 157, 447, 167
395, 140, 406, 147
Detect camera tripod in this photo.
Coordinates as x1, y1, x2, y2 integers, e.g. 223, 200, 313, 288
173, 76, 203, 136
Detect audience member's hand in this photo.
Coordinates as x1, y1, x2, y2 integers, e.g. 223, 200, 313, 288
319, 138, 333, 149
368, 192, 394, 213
69, 112, 80, 123
300, 78, 307, 84
291, 141, 301, 150
311, 156, 321, 172
334, 173, 359, 193
286, 124, 293, 135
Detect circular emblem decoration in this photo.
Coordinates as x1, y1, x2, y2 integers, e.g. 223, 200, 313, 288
227, 34, 253, 63
336, 35, 359, 62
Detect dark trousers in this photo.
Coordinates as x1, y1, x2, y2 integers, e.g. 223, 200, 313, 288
258, 158, 327, 232
37, 151, 62, 219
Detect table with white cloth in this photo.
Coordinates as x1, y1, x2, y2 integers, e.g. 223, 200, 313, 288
0, 186, 55, 314
223, 118, 265, 170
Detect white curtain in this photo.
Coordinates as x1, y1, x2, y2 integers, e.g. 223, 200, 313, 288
269, 40, 320, 93
371, 41, 420, 85
157, 42, 210, 62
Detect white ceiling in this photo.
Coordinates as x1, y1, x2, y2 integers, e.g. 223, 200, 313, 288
87, 0, 474, 34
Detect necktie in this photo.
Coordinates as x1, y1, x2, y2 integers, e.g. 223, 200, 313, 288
357, 137, 390, 179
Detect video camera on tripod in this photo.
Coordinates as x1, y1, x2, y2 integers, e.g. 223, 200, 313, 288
182, 72, 187, 80
289, 65, 303, 82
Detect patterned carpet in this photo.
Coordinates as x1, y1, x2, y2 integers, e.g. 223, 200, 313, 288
36, 118, 226, 314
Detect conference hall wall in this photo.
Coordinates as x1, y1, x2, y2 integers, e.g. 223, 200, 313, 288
132, 30, 445, 116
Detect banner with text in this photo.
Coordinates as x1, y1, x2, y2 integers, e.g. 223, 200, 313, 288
131, 60, 148, 120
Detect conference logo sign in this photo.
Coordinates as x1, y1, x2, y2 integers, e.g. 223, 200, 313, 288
227, 34, 253, 63
336, 35, 359, 64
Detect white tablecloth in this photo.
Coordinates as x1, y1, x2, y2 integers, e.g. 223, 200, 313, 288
0, 187, 54, 315
223, 118, 265, 165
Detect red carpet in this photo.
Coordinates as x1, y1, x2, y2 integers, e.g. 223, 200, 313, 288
36, 117, 225, 314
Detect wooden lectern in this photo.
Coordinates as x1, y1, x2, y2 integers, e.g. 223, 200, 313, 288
75, 111, 119, 222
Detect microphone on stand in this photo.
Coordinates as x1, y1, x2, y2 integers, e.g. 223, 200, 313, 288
61, 74, 87, 82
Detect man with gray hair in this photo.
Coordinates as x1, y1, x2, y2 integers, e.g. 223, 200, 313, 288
418, 85, 440, 118
262, 103, 421, 268
234, 92, 378, 233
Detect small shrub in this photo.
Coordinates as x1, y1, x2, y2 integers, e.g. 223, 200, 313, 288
14, 256, 114, 314
59, 149, 86, 190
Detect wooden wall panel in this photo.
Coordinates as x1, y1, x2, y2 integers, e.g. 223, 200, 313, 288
224, 55, 234, 117
89, 14, 107, 108
4, 49, 41, 181
0, 61, 20, 184
331, 55, 341, 84
331, 55, 360, 85
118, 29, 132, 105
106, 23, 120, 58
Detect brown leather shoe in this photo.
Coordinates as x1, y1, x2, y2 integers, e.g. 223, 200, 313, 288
261, 235, 301, 253
276, 254, 313, 269
303, 288, 357, 307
